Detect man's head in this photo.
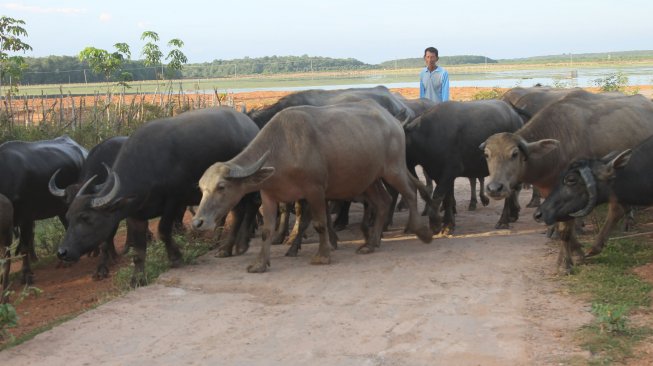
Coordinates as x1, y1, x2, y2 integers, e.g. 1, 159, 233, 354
424, 47, 438, 70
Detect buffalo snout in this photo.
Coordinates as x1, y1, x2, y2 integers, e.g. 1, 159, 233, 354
533, 208, 543, 222
56, 247, 79, 263
191, 218, 204, 230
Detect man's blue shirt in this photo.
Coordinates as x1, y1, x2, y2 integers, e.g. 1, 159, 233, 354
419, 66, 450, 103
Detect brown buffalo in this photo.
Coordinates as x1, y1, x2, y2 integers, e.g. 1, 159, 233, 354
192, 100, 433, 273
482, 89, 653, 272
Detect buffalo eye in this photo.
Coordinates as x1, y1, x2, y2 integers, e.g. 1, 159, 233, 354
483, 151, 489, 159
511, 150, 519, 159
79, 212, 93, 224
563, 174, 578, 186
216, 182, 226, 192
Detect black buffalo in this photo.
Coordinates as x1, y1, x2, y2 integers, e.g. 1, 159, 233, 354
0, 135, 87, 285
535, 135, 653, 256
57, 108, 260, 286
49, 136, 128, 279
0, 193, 13, 302
406, 100, 524, 234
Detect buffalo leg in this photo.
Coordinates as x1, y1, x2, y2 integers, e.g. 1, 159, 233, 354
17, 221, 35, 285
0, 225, 11, 303
127, 218, 149, 287
526, 186, 542, 208
158, 204, 184, 268
587, 200, 625, 257
383, 184, 398, 230
383, 170, 432, 243
333, 200, 351, 231
247, 192, 278, 273
357, 181, 392, 254
271, 202, 290, 245
286, 200, 310, 257
478, 177, 490, 207
93, 224, 120, 280
495, 188, 521, 229
233, 193, 259, 255
307, 191, 331, 265
556, 220, 585, 274
468, 177, 478, 211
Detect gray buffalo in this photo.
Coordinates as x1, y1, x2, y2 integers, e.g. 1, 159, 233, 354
192, 100, 433, 273
482, 89, 653, 272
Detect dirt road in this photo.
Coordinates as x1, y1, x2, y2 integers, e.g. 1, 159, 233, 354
0, 179, 593, 365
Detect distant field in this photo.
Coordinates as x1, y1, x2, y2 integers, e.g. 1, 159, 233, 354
8, 59, 653, 97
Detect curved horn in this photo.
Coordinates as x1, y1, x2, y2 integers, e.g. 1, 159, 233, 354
227, 151, 270, 178
48, 169, 66, 197
90, 167, 121, 208
75, 175, 98, 198
517, 139, 529, 161
569, 166, 598, 217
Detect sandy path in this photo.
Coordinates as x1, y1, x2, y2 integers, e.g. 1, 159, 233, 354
0, 178, 593, 365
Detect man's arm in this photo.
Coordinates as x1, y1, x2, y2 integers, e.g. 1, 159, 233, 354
441, 70, 450, 102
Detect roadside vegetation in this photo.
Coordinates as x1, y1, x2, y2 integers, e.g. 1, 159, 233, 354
564, 207, 653, 365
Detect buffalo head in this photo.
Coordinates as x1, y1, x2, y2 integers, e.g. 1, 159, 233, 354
192, 151, 274, 231
57, 165, 128, 263
481, 132, 559, 200
534, 150, 632, 225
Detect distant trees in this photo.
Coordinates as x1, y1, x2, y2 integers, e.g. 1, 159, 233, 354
379, 55, 498, 69
78, 43, 131, 84
0, 16, 33, 93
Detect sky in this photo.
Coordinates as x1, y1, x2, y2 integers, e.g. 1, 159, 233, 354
2, 0, 652, 65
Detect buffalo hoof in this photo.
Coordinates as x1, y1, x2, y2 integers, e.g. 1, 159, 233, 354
396, 199, 408, 212
310, 254, 331, 265
415, 226, 434, 243
509, 214, 519, 223
481, 195, 490, 207
356, 245, 375, 254
585, 246, 603, 258
215, 248, 232, 258
247, 261, 269, 273
169, 258, 183, 268
494, 222, 510, 230
235, 243, 249, 256
468, 201, 477, 211
93, 265, 110, 281
526, 199, 541, 208
333, 222, 348, 232
285, 247, 299, 257
437, 226, 454, 238
130, 273, 147, 288
21, 271, 34, 286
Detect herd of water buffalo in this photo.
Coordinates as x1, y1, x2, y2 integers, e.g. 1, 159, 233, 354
2, 84, 653, 298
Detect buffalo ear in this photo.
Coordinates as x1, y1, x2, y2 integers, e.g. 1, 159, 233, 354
243, 167, 275, 187
103, 195, 136, 212
600, 149, 632, 179
525, 139, 559, 159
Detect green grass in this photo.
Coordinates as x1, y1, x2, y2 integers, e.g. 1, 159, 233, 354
564, 235, 653, 365
113, 232, 215, 291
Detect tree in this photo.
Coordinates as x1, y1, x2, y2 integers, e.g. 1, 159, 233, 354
165, 39, 187, 78
141, 31, 163, 79
0, 16, 33, 94
140, 31, 187, 80
78, 43, 131, 84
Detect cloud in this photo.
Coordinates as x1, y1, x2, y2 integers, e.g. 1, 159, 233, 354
3, 3, 85, 14
99, 13, 112, 23
137, 21, 152, 29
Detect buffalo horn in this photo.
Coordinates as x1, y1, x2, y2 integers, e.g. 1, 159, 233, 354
517, 139, 529, 161
75, 175, 98, 198
227, 151, 270, 178
48, 169, 66, 197
90, 165, 121, 208
569, 166, 598, 217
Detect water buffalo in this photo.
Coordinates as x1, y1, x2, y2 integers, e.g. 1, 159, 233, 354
0, 135, 87, 285
50, 136, 128, 279
482, 89, 653, 272
192, 100, 433, 273
247, 85, 415, 128
535, 135, 653, 255
405, 99, 524, 234
501, 86, 582, 122
57, 108, 260, 286
0, 194, 13, 302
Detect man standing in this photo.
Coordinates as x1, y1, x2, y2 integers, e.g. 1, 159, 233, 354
419, 47, 450, 103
